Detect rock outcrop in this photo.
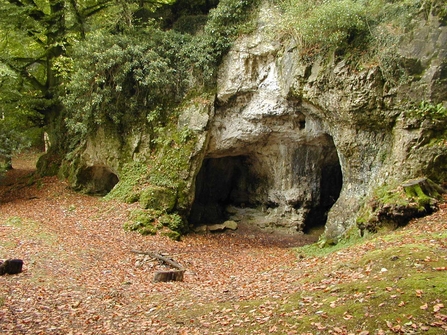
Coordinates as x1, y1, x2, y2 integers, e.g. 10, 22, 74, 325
64, 1, 447, 242
190, 1, 447, 240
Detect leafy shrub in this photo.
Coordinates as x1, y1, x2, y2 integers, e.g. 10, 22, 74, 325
279, 0, 368, 52
63, 28, 192, 137
64, 0, 260, 140
277, 0, 425, 64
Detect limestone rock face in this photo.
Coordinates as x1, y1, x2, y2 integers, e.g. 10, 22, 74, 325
190, 2, 447, 239
65, 1, 447, 241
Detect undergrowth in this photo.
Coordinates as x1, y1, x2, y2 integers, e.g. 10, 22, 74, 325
275, 0, 429, 78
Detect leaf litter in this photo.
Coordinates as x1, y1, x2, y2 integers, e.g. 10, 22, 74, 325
1, 154, 446, 334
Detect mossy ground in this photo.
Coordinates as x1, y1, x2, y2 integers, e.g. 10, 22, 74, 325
1, 157, 446, 334
149, 212, 447, 334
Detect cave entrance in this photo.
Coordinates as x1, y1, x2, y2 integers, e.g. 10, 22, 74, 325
188, 156, 256, 225
303, 158, 342, 233
77, 165, 119, 196
189, 136, 343, 233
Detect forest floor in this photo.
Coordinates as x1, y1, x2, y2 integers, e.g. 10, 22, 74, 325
0, 153, 446, 335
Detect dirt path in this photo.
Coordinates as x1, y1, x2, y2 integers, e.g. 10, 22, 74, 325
0, 155, 318, 334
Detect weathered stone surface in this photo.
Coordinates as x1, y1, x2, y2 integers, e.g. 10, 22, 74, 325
193, 220, 238, 233
192, 1, 447, 240
139, 186, 177, 211
357, 178, 444, 235
64, 1, 447, 242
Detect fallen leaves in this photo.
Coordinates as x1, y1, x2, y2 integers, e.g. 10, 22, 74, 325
434, 303, 444, 312
1, 162, 447, 334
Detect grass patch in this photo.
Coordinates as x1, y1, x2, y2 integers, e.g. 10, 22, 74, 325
2, 216, 58, 247
297, 227, 364, 257
164, 225, 447, 334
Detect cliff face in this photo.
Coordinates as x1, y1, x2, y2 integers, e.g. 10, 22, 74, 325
190, 1, 447, 240
66, 1, 447, 241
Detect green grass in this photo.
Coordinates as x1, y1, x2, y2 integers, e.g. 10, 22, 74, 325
3, 216, 58, 246
155, 227, 447, 334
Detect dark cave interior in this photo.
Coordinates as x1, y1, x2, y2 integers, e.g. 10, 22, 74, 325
189, 144, 342, 232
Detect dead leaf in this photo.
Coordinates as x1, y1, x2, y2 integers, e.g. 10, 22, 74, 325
433, 303, 444, 312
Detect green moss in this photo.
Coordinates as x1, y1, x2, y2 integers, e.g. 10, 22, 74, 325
159, 213, 184, 231
404, 184, 432, 208
374, 183, 409, 207
356, 179, 443, 234
169, 237, 447, 334
299, 226, 364, 257
124, 208, 186, 238
161, 230, 182, 241
139, 186, 177, 211
123, 209, 161, 235
105, 161, 149, 203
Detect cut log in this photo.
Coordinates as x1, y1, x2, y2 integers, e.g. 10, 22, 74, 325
153, 269, 185, 283
131, 250, 185, 282
0, 259, 23, 275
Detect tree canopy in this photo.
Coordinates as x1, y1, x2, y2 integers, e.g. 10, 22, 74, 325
0, 0, 258, 175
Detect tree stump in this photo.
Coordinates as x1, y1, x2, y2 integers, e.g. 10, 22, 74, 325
402, 177, 444, 201
0, 259, 23, 275
131, 250, 185, 283
153, 269, 185, 283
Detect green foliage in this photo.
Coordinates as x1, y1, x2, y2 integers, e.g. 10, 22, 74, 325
279, 0, 368, 52
0, 101, 44, 172
64, 0, 260, 140
190, 0, 260, 79
63, 28, 190, 137
277, 0, 424, 67
409, 100, 447, 120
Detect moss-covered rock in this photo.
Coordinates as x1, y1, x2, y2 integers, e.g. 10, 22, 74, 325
123, 209, 159, 235
124, 208, 186, 239
139, 186, 177, 212
357, 178, 444, 234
